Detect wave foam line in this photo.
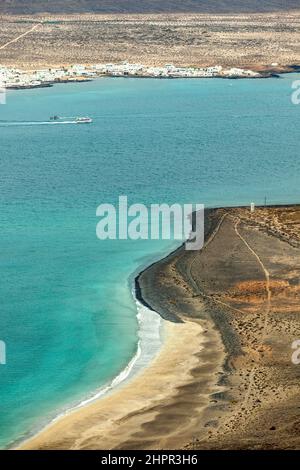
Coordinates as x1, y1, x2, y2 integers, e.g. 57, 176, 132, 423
56, 297, 162, 412
12, 291, 163, 448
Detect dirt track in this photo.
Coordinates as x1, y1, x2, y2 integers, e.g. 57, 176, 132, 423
139, 206, 300, 449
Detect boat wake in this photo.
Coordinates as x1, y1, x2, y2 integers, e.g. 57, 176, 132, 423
0, 120, 78, 126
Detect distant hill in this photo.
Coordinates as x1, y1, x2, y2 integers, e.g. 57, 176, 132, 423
1, 1, 300, 15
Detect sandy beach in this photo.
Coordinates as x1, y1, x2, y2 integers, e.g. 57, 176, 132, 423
19, 205, 300, 450
19, 318, 224, 450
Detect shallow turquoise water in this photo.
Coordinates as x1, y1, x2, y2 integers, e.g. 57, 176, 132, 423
0, 75, 299, 448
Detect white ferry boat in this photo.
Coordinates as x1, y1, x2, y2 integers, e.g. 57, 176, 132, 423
49, 116, 93, 124
75, 117, 93, 124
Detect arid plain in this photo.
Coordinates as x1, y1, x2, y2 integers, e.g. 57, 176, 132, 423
0, 12, 299, 70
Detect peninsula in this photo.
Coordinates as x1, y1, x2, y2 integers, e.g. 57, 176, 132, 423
19, 206, 300, 450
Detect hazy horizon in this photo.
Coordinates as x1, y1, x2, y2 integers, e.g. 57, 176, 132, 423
0, 0, 299, 15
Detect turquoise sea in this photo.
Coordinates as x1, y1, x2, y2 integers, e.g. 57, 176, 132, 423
0, 75, 299, 448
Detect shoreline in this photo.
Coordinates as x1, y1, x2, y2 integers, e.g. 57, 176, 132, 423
13, 241, 185, 449
12, 272, 165, 450
17, 204, 297, 449
0, 63, 300, 92
16, 234, 225, 450
3, 68, 299, 94
15, 204, 300, 449
18, 318, 212, 450
130, 204, 300, 450
2, 71, 283, 92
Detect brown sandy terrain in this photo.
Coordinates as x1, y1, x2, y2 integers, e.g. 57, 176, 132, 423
141, 206, 300, 449
0, 12, 299, 69
19, 205, 300, 450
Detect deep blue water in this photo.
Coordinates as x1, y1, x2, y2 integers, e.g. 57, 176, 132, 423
0, 75, 299, 448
